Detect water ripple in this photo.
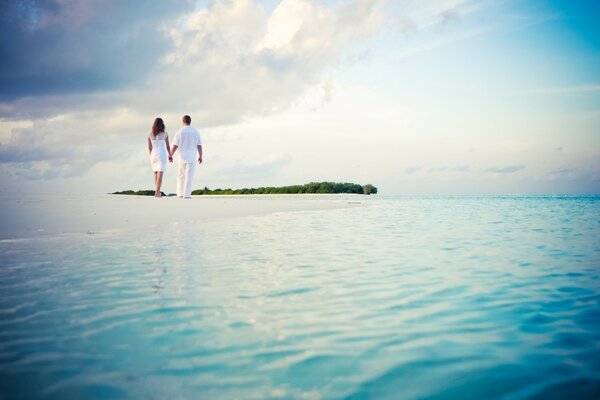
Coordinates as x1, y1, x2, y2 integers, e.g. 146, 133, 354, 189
1, 195, 599, 399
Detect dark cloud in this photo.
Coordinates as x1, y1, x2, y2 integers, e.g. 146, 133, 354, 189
551, 167, 576, 174
484, 165, 525, 174
0, 0, 194, 100
0, 142, 65, 163
406, 165, 470, 174
405, 165, 422, 174
0, 91, 120, 120
427, 166, 448, 172
439, 9, 460, 25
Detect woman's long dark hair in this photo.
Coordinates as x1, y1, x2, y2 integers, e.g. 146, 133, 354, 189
152, 117, 165, 136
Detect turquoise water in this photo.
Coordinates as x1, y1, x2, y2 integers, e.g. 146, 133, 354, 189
1, 196, 600, 399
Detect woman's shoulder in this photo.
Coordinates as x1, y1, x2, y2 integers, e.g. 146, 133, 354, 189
150, 131, 168, 139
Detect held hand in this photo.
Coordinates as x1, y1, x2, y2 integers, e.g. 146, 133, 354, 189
169, 156, 173, 163
198, 157, 203, 165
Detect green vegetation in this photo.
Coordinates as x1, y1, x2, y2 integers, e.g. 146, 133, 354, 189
362, 184, 377, 195
112, 190, 167, 196
191, 182, 377, 195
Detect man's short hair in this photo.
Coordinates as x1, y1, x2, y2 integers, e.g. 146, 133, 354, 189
183, 115, 191, 125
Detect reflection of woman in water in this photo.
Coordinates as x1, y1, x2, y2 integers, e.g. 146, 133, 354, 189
147, 117, 171, 197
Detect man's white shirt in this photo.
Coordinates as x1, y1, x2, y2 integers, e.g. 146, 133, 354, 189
173, 126, 202, 163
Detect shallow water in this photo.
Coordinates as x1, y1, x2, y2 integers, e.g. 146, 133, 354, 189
1, 195, 600, 399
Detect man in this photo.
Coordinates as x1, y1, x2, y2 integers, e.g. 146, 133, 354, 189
169, 115, 203, 198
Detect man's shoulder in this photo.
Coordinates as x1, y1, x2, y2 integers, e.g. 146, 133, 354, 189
184, 126, 201, 137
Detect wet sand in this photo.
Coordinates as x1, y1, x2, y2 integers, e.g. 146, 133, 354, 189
0, 193, 359, 240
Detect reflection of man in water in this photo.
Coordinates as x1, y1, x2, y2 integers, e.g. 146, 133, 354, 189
169, 115, 203, 198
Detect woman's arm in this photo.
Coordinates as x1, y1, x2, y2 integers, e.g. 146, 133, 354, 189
170, 144, 178, 163
147, 137, 152, 154
166, 137, 171, 155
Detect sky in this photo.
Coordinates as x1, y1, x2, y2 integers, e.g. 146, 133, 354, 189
0, 0, 599, 195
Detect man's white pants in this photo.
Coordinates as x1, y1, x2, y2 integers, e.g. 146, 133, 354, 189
177, 161, 196, 198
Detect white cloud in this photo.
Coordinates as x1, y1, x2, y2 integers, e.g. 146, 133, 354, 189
484, 165, 526, 174
526, 85, 600, 95
140, 0, 386, 126
216, 153, 292, 180
550, 167, 576, 175
0, 108, 148, 180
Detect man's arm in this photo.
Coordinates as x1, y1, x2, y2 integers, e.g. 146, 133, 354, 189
197, 145, 203, 164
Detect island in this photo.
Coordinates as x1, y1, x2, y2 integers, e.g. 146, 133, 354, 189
112, 182, 377, 196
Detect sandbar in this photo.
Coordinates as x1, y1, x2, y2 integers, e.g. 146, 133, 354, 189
0, 193, 362, 240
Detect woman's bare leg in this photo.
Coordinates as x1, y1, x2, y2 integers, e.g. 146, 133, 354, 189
155, 171, 164, 197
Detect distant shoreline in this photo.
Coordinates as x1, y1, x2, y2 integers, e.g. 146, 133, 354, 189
113, 182, 378, 196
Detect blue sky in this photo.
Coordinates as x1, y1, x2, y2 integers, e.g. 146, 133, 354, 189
0, 0, 598, 194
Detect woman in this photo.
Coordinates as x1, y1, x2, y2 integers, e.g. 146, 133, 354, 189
147, 117, 171, 197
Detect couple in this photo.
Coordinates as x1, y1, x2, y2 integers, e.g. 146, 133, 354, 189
147, 114, 203, 198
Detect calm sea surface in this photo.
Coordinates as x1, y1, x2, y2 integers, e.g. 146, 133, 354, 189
1, 195, 599, 399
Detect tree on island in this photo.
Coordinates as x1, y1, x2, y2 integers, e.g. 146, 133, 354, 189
191, 182, 377, 195
362, 184, 377, 195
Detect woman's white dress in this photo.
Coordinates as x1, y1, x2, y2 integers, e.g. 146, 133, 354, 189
149, 131, 168, 172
